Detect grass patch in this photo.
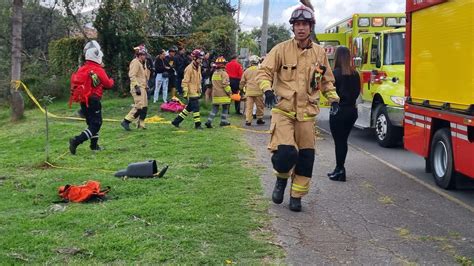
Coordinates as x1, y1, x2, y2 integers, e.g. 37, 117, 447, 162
0, 96, 282, 264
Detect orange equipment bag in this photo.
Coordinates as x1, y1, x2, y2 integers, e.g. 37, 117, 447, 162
58, 180, 110, 203
230, 93, 241, 102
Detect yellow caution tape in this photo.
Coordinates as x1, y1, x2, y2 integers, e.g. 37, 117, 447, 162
44, 161, 115, 174
13, 80, 169, 124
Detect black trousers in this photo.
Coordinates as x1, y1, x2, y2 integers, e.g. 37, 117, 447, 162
329, 106, 358, 168
75, 97, 102, 146
229, 78, 241, 114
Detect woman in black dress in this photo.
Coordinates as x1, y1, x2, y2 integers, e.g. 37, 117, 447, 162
328, 46, 361, 182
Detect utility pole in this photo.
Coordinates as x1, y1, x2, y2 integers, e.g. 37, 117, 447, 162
235, 0, 241, 56
260, 0, 269, 56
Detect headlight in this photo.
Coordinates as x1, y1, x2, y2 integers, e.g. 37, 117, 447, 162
391, 96, 405, 106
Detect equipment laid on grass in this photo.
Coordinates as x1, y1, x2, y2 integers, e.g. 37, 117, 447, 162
160, 97, 185, 113
58, 180, 110, 203
114, 160, 168, 178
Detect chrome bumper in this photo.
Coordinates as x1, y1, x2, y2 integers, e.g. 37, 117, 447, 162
387, 106, 404, 127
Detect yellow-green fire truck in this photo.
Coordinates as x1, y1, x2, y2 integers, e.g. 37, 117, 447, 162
318, 13, 406, 147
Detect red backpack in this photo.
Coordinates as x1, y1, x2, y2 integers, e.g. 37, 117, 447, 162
69, 68, 99, 108
58, 181, 110, 203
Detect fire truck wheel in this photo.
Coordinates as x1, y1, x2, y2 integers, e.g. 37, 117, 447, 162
430, 128, 456, 190
374, 105, 400, 148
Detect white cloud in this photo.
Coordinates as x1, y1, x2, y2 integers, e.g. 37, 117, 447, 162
241, 0, 263, 6
267, 0, 405, 32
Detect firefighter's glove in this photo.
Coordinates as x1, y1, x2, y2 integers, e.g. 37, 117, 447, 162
264, 90, 277, 108
329, 102, 340, 116
134, 85, 141, 96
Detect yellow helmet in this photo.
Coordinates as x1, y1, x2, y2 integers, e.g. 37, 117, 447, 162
215, 56, 227, 64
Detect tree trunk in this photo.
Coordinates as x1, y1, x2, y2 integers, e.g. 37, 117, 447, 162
10, 0, 24, 121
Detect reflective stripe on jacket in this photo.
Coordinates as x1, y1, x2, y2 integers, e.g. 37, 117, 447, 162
211, 69, 231, 105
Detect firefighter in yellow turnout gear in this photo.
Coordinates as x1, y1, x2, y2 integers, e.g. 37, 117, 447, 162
205, 56, 232, 128
257, 5, 340, 212
241, 55, 265, 126
171, 49, 204, 130
121, 45, 150, 130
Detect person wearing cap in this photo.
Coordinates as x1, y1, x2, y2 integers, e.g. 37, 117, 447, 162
204, 56, 232, 128
256, 5, 340, 212
240, 55, 265, 126
69, 42, 114, 155
121, 45, 150, 130
171, 49, 204, 130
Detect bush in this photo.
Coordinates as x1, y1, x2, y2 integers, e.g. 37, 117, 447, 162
48, 37, 86, 76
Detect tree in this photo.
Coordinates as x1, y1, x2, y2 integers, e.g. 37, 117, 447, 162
94, 0, 147, 94
10, 0, 24, 121
187, 15, 237, 59
238, 32, 259, 56
251, 24, 291, 53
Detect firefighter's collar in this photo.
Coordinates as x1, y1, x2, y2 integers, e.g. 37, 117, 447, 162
293, 38, 313, 50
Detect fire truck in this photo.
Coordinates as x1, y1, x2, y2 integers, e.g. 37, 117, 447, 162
318, 13, 407, 147
404, 0, 474, 189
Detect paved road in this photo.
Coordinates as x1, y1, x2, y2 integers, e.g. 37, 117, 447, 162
243, 113, 474, 264
317, 108, 474, 208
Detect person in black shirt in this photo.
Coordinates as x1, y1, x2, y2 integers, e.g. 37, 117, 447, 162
153, 49, 170, 103
328, 46, 361, 182
174, 47, 189, 96
165, 47, 177, 98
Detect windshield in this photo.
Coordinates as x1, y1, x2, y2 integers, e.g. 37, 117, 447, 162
384, 32, 405, 65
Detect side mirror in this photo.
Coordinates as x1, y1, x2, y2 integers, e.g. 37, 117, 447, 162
353, 57, 362, 68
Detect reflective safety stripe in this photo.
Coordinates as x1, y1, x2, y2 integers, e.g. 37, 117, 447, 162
322, 90, 339, 101
212, 75, 222, 81
292, 183, 309, 192
272, 108, 316, 121
274, 170, 290, 179
224, 85, 231, 93
260, 80, 271, 90
213, 96, 231, 104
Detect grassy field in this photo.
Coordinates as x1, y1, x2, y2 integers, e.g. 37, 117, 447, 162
0, 94, 282, 264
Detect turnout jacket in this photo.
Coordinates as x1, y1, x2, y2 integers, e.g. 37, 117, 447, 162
129, 58, 149, 89
182, 63, 202, 98
211, 68, 232, 105
240, 65, 261, 97
256, 38, 340, 121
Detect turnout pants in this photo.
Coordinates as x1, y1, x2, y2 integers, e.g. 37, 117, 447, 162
173, 97, 201, 128
125, 86, 148, 127
269, 111, 316, 199
245, 96, 264, 123
73, 97, 103, 149
207, 104, 230, 124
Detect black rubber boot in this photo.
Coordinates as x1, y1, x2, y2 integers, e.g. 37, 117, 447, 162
245, 122, 251, 126
256, 119, 265, 125
272, 178, 288, 204
205, 121, 213, 128
289, 197, 302, 212
195, 122, 203, 130
329, 167, 346, 182
69, 138, 79, 155
172, 116, 183, 128
90, 137, 103, 151
121, 120, 131, 131
219, 121, 230, 127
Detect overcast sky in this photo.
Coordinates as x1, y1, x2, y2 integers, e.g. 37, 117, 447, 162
231, 0, 406, 32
